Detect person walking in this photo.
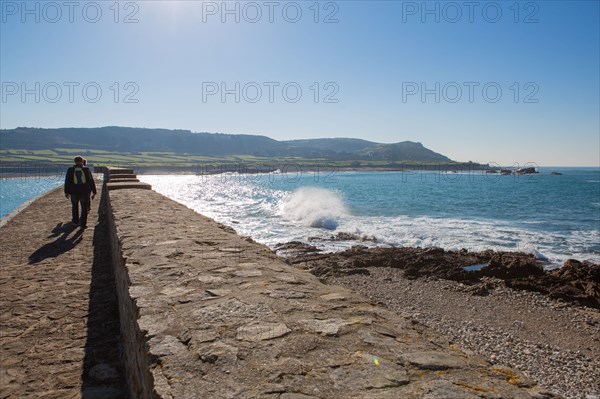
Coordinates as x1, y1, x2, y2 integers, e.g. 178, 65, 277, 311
64, 156, 97, 229
82, 158, 91, 215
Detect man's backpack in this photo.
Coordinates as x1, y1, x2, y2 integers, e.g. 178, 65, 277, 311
73, 167, 88, 185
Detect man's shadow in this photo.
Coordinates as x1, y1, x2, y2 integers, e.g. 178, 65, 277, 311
28, 223, 85, 264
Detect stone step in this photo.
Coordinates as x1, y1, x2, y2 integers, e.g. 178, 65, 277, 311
107, 182, 151, 191
108, 173, 137, 180
109, 178, 140, 183
107, 168, 135, 175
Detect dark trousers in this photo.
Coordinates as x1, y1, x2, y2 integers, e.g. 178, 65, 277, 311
70, 193, 90, 227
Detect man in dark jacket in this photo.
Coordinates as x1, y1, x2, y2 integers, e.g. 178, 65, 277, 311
64, 156, 97, 229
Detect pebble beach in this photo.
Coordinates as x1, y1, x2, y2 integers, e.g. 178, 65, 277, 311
327, 268, 600, 399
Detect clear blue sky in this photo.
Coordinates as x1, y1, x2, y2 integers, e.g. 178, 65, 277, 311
1, 0, 599, 166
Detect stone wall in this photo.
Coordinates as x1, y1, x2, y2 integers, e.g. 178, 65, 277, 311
105, 183, 157, 399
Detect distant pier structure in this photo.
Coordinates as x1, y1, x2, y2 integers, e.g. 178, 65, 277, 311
94, 167, 152, 190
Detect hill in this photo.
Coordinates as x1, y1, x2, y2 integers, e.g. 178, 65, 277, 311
0, 127, 452, 163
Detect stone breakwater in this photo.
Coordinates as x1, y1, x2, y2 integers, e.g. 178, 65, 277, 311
1, 176, 562, 398
105, 186, 560, 398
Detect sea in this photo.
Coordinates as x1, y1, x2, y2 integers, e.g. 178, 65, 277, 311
0, 176, 63, 218
2, 167, 599, 267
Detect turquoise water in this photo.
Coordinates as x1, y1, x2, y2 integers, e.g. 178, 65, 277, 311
0, 177, 63, 218
141, 167, 600, 266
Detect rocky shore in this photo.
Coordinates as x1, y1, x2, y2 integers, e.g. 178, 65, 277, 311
279, 244, 599, 309
279, 245, 600, 399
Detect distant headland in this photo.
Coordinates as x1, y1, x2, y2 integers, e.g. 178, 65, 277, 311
0, 126, 492, 171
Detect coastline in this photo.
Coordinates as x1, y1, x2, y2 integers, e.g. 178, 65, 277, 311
2, 164, 589, 183
0, 166, 479, 180
1, 180, 595, 397
133, 164, 529, 176
3, 165, 596, 179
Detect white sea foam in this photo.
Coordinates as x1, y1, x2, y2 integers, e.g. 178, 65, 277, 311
282, 187, 347, 230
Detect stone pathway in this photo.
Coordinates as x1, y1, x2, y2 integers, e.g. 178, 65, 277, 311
107, 188, 560, 398
0, 184, 127, 398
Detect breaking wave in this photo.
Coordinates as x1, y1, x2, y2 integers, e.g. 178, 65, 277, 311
282, 187, 347, 230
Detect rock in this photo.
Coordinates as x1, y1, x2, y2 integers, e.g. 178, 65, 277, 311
319, 292, 348, 301
282, 246, 599, 308
529, 389, 563, 398
332, 362, 410, 390
200, 354, 218, 363
515, 167, 538, 175
196, 342, 238, 365
400, 351, 466, 370
237, 322, 291, 341
149, 335, 187, 357
205, 288, 231, 297
274, 274, 305, 285
491, 365, 537, 388
482, 254, 544, 279
313, 232, 378, 242
508, 259, 600, 308
466, 285, 489, 296
421, 380, 481, 399
269, 289, 306, 299
274, 241, 320, 256
186, 329, 219, 346
319, 351, 411, 391
233, 269, 263, 278
300, 318, 352, 336
197, 275, 225, 284
280, 394, 320, 399
262, 383, 286, 394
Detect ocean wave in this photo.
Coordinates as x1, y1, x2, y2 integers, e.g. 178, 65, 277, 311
332, 216, 599, 264
282, 187, 347, 230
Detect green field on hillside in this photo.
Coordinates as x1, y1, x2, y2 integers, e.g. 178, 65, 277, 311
0, 149, 474, 171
